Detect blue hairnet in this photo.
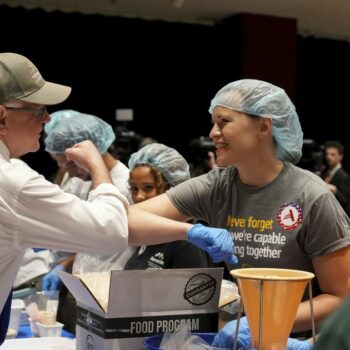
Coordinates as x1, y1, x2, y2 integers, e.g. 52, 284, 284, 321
128, 143, 190, 186
44, 110, 115, 154
209, 79, 303, 164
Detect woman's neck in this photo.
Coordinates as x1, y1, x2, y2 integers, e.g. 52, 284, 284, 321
237, 157, 284, 187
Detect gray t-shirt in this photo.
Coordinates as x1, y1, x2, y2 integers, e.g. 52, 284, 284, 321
168, 162, 350, 292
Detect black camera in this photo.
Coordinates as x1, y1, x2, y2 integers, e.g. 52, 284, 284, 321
188, 136, 216, 176
189, 136, 215, 154
298, 139, 324, 175
110, 126, 143, 164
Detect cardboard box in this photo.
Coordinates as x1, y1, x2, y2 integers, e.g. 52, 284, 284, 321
58, 268, 223, 350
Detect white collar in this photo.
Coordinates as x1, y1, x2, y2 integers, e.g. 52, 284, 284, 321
0, 140, 10, 161
328, 163, 341, 179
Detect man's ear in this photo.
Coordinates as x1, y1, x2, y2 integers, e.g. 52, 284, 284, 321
0, 105, 8, 132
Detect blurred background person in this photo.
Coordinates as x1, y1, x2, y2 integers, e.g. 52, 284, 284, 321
44, 109, 131, 201
321, 140, 350, 216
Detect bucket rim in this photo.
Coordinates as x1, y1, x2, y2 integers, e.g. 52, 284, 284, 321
230, 268, 315, 281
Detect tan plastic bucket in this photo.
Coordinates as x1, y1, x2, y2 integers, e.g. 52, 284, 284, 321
230, 268, 314, 350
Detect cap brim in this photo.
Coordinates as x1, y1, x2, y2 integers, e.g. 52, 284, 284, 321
20, 81, 71, 105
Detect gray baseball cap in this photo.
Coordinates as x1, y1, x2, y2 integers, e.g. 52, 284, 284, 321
0, 52, 71, 105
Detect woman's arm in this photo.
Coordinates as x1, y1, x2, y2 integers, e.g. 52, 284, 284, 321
292, 246, 350, 332
132, 193, 191, 220
128, 193, 192, 245
128, 193, 237, 264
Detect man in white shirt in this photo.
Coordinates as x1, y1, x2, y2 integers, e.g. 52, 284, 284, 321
0, 52, 129, 343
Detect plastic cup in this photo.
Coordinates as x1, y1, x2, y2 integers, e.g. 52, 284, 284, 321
36, 321, 64, 337
24, 290, 59, 325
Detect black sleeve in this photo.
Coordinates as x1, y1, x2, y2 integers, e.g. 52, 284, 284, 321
164, 241, 209, 269
333, 170, 350, 216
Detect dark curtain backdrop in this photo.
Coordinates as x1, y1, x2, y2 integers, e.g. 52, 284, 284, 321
1, 5, 349, 176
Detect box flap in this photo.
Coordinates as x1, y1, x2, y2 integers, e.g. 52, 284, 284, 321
57, 270, 105, 313
107, 267, 223, 316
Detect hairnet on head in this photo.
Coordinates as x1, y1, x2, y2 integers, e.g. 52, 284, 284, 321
44, 109, 80, 135
209, 79, 303, 164
44, 111, 115, 154
128, 143, 190, 186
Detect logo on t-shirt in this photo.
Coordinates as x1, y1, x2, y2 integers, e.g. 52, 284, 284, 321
277, 202, 303, 230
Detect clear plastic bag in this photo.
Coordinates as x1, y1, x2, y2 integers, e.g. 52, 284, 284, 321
72, 247, 137, 313
219, 279, 240, 314
72, 246, 136, 274
159, 324, 226, 350
75, 271, 111, 312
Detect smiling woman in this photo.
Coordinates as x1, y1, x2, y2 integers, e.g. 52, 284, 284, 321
129, 79, 350, 341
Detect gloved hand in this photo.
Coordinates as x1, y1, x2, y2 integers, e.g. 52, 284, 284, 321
32, 248, 47, 252
187, 224, 238, 264
42, 265, 65, 291
287, 338, 313, 350
212, 317, 313, 350
212, 317, 251, 349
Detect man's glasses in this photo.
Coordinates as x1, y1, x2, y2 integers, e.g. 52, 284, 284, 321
4, 105, 48, 121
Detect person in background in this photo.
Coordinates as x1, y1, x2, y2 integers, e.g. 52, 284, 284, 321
0, 52, 236, 344
127, 79, 350, 341
40, 110, 135, 333
124, 143, 209, 270
44, 109, 131, 202
13, 248, 55, 292
320, 140, 350, 216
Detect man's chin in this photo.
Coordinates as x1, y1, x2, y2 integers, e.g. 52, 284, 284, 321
30, 144, 41, 153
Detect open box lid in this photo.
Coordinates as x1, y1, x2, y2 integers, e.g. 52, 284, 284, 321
58, 267, 224, 316
57, 270, 105, 313
107, 268, 223, 316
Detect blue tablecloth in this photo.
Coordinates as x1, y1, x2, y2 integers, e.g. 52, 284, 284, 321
17, 325, 75, 339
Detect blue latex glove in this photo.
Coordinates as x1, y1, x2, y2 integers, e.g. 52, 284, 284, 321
187, 224, 238, 264
42, 265, 65, 291
212, 317, 313, 350
212, 317, 251, 349
32, 248, 47, 252
287, 338, 313, 350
